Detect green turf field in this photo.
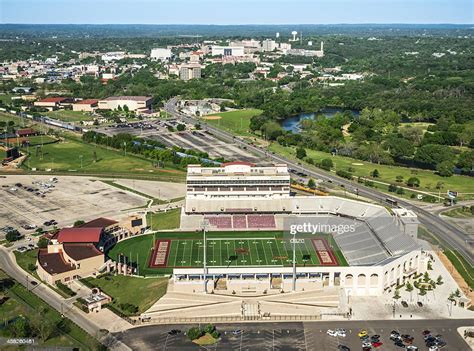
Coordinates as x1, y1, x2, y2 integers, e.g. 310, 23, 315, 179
108, 231, 347, 276
165, 237, 321, 267
202, 109, 262, 136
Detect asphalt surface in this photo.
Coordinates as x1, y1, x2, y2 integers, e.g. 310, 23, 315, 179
115, 319, 473, 351
164, 98, 474, 267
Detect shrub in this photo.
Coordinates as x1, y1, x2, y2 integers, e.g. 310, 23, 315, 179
119, 303, 138, 315
336, 169, 352, 180
407, 177, 420, 187
320, 158, 333, 170
187, 327, 203, 341
296, 147, 306, 159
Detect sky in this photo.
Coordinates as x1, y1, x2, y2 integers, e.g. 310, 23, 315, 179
1, 0, 473, 24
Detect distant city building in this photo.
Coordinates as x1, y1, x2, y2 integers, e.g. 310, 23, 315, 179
211, 46, 245, 57
98, 96, 153, 112
151, 48, 172, 61
179, 64, 202, 81
287, 42, 324, 58
72, 99, 99, 112
262, 39, 277, 52
34, 97, 73, 111
101, 51, 126, 62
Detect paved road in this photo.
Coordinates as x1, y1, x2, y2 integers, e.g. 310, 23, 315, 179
164, 98, 474, 267
115, 319, 473, 351
0, 246, 130, 350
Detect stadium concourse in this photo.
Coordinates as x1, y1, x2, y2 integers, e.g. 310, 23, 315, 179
159, 162, 428, 298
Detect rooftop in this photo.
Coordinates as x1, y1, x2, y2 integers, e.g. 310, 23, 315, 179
37, 97, 68, 103
75, 99, 99, 105
80, 217, 118, 229
38, 250, 74, 275
56, 227, 102, 244
101, 96, 152, 102
63, 243, 103, 261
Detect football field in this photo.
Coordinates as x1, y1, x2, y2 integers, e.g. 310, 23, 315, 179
152, 237, 326, 268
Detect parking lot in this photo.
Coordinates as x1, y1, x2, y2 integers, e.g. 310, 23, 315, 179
96, 120, 261, 163
115, 320, 472, 350
0, 175, 146, 232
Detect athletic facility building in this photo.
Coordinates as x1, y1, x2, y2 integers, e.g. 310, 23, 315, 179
162, 163, 426, 296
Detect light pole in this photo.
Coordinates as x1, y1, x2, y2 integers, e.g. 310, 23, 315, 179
202, 219, 209, 294
292, 232, 296, 292
79, 155, 83, 169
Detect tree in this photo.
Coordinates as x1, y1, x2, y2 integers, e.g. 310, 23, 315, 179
307, 178, 316, 189
396, 175, 404, 183
296, 147, 306, 159
31, 312, 55, 341
8, 316, 32, 337
436, 161, 454, 177
37, 237, 49, 249
28, 263, 36, 272
419, 287, 427, 296
405, 282, 414, 302
204, 324, 215, 334
73, 220, 85, 227
393, 289, 401, 300
406, 177, 420, 188
320, 158, 333, 170
371, 169, 380, 178
423, 272, 430, 282
187, 327, 202, 341
5, 230, 20, 242
176, 123, 186, 132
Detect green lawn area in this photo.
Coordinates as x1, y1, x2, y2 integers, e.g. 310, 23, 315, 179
21, 137, 185, 181
107, 231, 347, 276
0, 270, 101, 350
203, 109, 262, 136
444, 250, 474, 290
0, 112, 23, 125
441, 207, 474, 219
14, 249, 38, 276
45, 110, 95, 123
82, 274, 168, 316
146, 208, 181, 230
269, 143, 474, 198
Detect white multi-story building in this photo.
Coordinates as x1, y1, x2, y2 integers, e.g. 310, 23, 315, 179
98, 96, 152, 111
179, 64, 202, 81
101, 52, 126, 62
186, 162, 290, 199
211, 46, 245, 57
262, 39, 277, 52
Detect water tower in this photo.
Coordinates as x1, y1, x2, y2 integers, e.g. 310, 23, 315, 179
291, 31, 297, 41
276, 32, 280, 39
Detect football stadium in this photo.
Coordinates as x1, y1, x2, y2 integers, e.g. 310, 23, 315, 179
110, 162, 426, 297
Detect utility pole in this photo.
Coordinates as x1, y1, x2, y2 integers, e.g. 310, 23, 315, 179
202, 219, 209, 294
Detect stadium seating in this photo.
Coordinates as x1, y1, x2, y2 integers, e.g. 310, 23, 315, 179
247, 215, 276, 228
232, 215, 247, 229
206, 216, 232, 229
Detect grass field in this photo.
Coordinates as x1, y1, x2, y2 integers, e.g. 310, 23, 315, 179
21, 136, 185, 180
441, 207, 474, 219
107, 231, 347, 276
82, 274, 168, 316
146, 208, 181, 230
45, 110, 95, 122
268, 143, 474, 197
203, 109, 262, 136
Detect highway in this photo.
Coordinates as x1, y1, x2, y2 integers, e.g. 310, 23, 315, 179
164, 98, 474, 267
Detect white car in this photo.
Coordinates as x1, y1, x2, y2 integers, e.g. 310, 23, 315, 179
407, 346, 419, 350
335, 328, 346, 337
327, 329, 338, 337
362, 342, 372, 348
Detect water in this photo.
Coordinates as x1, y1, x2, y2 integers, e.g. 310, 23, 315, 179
281, 107, 359, 133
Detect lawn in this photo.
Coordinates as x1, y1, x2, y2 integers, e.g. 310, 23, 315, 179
107, 231, 347, 276
0, 270, 101, 350
14, 249, 38, 275
268, 143, 474, 198
146, 208, 181, 230
82, 274, 168, 316
441, 207, 474, 219
21, 137, 185, 181
202, 109, 262, 136
45, 110, 95, 123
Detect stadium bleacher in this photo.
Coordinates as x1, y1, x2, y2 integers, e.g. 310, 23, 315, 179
232, 215, 247, 229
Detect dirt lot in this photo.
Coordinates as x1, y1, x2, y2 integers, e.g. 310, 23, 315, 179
0, 175, 149, 231
113, 179, 186, 200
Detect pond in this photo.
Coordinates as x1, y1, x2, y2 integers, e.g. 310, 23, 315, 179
281, 107, 360, 133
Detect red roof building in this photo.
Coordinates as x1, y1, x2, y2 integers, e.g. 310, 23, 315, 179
56, 227, 102, 244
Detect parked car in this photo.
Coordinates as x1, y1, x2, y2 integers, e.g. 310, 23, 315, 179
371, 341, 383, 348
358, 330, 368, 338
327, 329, 338, 337
401, 300, 409, 307
417, 301, 423, 307
337, 346, 350, 351
232, 330, 242, 335
168, 329, 181, 335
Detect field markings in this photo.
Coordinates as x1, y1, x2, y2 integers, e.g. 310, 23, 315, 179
261, 239, 270, 265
